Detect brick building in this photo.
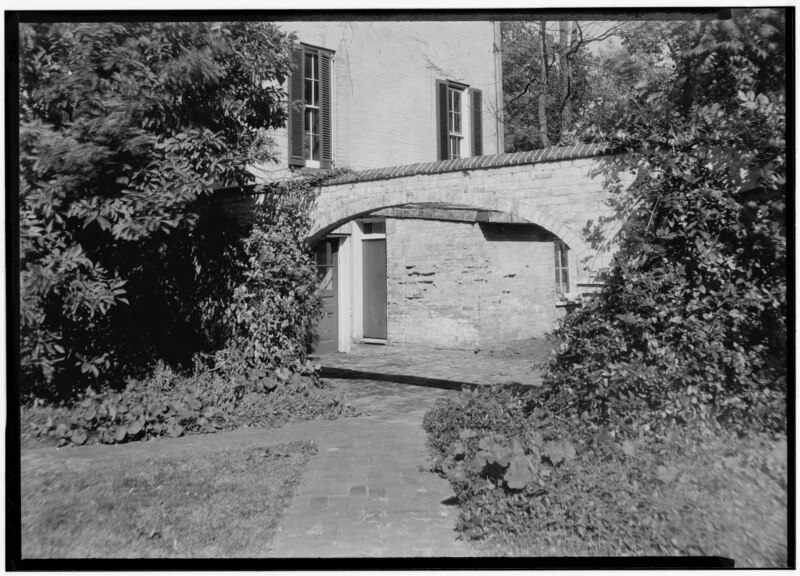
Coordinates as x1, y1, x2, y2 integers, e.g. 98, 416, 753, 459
240, 20, 615, 353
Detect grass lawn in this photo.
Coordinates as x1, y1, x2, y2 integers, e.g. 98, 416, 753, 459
22, 441, 314, 558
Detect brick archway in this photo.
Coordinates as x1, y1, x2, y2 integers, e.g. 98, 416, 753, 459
308, 143, 625, 285
310, 202, 588, 271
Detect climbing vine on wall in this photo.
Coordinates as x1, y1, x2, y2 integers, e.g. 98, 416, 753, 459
218, 169, 354, 377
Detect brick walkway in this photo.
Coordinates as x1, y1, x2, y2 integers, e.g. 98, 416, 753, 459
263, 418, 471, 557
266, 342, 547, 557
21, 341, 549, 558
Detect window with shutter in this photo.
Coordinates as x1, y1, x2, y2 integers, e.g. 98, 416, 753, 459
436, 80, 483, 161
436, 80, 449, 161
470, 88, 483, 156
287, 44, 334, 169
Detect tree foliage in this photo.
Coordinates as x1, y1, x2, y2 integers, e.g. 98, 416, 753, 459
220, 172, 351, 375
19, 22, 295, 397
502, 20, 623, 151
547, 9, 787, 435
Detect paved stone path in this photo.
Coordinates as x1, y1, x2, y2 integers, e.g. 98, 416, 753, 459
266, 342, 548, 557
21, 341, 550, 558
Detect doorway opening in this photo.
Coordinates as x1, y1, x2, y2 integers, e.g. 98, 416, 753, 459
311, 237, 339, 354
359, 217, 387, 341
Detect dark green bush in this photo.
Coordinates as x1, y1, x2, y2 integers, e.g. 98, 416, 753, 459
21, 171, 361, 448
424, 386, 787, 564
19, 22, 295, 396
24, 359, 356, 448
423, 384, 540, 474
546, 9, 786, 437
220, 173, 349, 375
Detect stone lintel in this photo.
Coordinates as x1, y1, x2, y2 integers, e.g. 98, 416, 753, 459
373, 206, 530, 224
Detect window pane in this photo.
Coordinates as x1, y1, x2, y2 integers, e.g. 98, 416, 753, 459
372, 221, 386, 234
453, 110, 461, 134
306, 109, 320, 160
304, 52, 318, 106
305, 108, 314, 133
315, 243, 327, 265
304, 53, 314, 79
317, 266, 333, 290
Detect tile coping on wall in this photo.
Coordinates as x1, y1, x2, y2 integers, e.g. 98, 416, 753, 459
318, 142, 616, 186
215, 143, 618, 199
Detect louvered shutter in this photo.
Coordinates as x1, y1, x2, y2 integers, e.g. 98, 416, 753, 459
320, 51, 333, 169
288, 47, 305, 167
471, 88, 483, 156
436, 80, 448, 160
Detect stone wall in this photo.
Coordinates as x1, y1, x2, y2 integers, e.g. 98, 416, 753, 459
386, 218, 562, 350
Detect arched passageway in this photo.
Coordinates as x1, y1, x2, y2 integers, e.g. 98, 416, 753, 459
305, 145, 627, 353
310, 201, 594, 354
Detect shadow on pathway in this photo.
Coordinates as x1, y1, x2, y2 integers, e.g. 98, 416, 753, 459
321, 366, 473, 391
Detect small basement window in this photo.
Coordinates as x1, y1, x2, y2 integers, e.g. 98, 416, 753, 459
361, 220, 386, 235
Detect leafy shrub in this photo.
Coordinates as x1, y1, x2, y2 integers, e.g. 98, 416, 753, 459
423, 384, 540, 475
424, 386, 788, 565
221, 171, 350, 374
24, 359, 357, 448
425, 385, 581, 540
547, 9, 787, 436
19, 22, 296, 396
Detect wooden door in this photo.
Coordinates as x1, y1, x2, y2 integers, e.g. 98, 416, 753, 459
362, 238, 387, 339
311, 238, 338, 354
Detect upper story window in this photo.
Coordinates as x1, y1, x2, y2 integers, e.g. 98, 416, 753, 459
288, 44, 334, 169
447, 87, 463, 159
304, 51, 321, 163
437, 80, 483, 161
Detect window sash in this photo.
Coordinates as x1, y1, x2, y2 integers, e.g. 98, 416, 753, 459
304, 52, 321, 161
447, 86, 463, 159
289, 45, 332, 168
554, 243, 570, 293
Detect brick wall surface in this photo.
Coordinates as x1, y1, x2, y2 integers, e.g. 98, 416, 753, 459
221, 147, 627, 287
216, 147, 626, 351
310, 148, 628, 286
385, 218, 561, 350
250, 20, 502, 181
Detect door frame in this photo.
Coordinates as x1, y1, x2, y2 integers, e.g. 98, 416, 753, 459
333, 234, 351, 352
351, 218, 387, 342
311, 237, 339, 354
327, 233, 351, 353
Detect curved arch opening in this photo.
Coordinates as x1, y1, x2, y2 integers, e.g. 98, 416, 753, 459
307, 201, 583, 355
